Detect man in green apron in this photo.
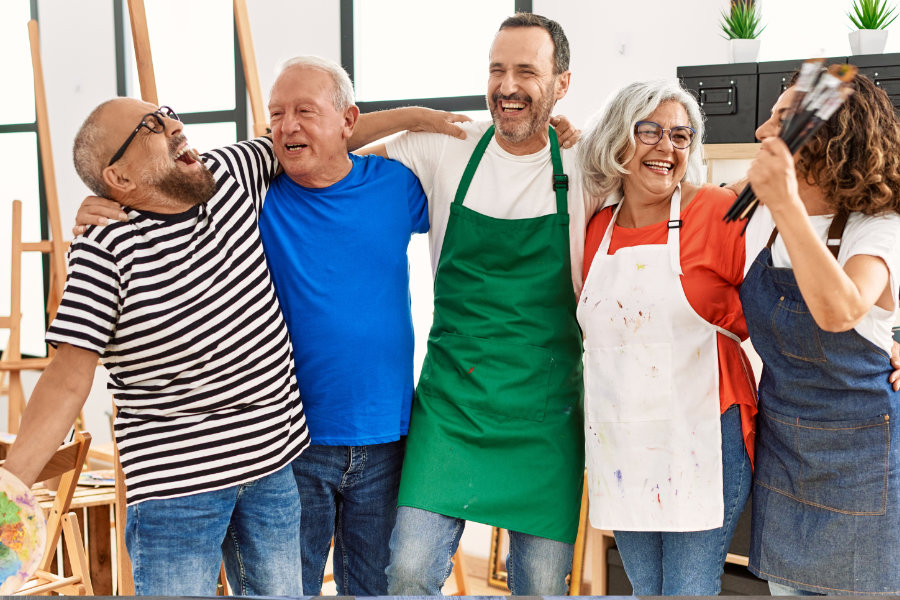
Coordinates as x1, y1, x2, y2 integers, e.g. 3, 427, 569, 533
362, 13, 594, 595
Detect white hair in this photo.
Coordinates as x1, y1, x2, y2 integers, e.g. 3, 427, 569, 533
578, 79, 706, 199
274, 55, 355, 111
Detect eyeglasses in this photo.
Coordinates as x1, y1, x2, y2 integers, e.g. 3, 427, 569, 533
107, 106, 179, 166
634, 121, 695, 150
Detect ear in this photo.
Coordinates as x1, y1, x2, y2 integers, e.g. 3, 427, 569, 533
102, 164, 137, 196
554, 70, 572, 101
342, 105, 361, 139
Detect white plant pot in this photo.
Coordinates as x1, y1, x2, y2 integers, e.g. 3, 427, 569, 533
728, 38, 761, 63
849, 29, 888, 55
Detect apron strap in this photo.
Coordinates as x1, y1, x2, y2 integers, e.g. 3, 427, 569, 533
825, 210, 849, 259
548, 126, 568, 217
765, 210, 849, 259
453, 126, 495, 207
452, 125, 569, 218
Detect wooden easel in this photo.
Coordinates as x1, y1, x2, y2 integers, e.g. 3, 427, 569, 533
0, 20, 70, 434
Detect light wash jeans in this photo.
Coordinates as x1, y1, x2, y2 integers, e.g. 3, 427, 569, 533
769, 581, 826, 595
386, 505, 574, 595
291, 439, 404, 595
613, 404, 751, 595
125, 463, 302, 596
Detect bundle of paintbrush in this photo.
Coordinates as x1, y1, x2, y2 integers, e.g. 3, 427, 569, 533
723, 59, 858, 229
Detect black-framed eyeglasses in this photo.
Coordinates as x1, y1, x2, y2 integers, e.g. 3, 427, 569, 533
634, 121, 695, 150
107, 106, 179, 166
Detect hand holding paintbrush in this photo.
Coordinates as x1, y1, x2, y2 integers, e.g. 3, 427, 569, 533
724, 61, 857, 228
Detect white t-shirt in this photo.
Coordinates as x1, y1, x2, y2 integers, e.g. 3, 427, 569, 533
745, 206, 900, 352
386, 121, 601, 296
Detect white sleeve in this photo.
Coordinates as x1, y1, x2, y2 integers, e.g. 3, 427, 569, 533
842, 212, 900, 305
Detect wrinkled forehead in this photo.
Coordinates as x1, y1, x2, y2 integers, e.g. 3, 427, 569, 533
270, 65, 334, 106
100, 98, 158, 135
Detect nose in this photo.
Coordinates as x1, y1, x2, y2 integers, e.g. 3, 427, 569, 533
655, 130, 675, 151
163, 113, 183, 137
755, 114, 777, 141
498, 71, 519, 96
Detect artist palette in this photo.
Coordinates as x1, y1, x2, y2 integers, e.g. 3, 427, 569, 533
0, 468, 46, 594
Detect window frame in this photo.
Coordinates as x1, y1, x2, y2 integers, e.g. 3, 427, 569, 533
112, 0, 249, 141
339, 0, 533, 112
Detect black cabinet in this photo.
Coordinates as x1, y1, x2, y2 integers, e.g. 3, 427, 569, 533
678, 62, 758, 143
678, 53, 900, 143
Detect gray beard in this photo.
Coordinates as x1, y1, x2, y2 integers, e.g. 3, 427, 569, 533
488, 78, 556, 144
142, 162, 217, 208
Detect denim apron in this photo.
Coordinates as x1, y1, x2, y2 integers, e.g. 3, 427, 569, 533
578, 189, 740, 531
741, 213, 900, 594
397, 126, 585, 544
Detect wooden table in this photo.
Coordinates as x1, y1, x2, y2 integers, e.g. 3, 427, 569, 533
34, 477, 118, 595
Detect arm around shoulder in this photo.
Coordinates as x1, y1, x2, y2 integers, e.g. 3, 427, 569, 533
2, 344, 99, 487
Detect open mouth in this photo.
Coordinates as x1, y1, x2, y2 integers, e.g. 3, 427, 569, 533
174, 145, 201, 165
643, 160, 674, 174
285, 143, 307, 151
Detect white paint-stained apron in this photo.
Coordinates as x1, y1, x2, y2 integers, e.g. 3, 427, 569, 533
577, 188, 737, 531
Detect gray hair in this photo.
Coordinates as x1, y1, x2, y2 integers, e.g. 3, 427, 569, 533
73, 99, 117, 197
275, 56, 355, 112
578, 79, 706, 199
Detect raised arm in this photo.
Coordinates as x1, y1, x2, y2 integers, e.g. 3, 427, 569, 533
748, 137, 892, 332
2, 344, 99, 486
350, 107, 470, 153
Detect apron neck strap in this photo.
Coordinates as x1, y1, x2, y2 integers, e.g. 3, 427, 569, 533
452, 125, 568, 216
766, 210, 849, 259
548, 126, 568, 216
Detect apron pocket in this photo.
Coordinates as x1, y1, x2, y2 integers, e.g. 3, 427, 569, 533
757, 408, 889, 515
584, 343, 672, 423
772, 299, 827, 363
418, 332, 551, 422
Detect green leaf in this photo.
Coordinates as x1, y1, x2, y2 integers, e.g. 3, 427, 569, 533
719, 0, 765, 39
848, 0, 898, 28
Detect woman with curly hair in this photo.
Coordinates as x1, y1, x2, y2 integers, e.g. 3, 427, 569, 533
743, 74, 900, 595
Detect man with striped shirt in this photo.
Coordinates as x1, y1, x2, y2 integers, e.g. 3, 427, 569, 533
2, 98, 309, 596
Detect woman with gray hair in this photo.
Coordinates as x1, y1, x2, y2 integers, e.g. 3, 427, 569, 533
576, 79, 756, 595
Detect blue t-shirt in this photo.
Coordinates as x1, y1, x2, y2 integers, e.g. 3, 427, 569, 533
259, 153, 429, 445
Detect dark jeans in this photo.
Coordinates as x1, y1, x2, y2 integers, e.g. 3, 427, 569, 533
291, 438, 405, 595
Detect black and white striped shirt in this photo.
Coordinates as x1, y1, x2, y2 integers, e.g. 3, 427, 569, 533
47, 138, 309, 505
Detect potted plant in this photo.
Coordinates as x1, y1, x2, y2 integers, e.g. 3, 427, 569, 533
848, 0, 897, 54
720, 0, 765, 63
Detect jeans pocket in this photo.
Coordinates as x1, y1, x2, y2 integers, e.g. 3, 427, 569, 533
419, 332, 551, 422
772, 299, 826, 363
758, 409, 889, 515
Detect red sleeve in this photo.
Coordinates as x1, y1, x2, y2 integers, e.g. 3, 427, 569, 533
583, 205, 616, 284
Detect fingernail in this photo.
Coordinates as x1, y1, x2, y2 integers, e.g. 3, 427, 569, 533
99, 217, 108, 225
118, 212, 128, 220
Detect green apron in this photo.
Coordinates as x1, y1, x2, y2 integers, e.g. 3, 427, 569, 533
398, 126, 585, 543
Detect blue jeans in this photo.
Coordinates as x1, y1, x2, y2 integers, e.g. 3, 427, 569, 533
387, 506, 574, 595
613, 404, 751, 595
125, 463, 302, 596
769, 581, 825, 595
291, 439, 404, 595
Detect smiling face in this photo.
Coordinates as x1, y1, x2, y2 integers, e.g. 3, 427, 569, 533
100, 98, 214, 210
268, 65, 357, 187
487, 26, 569, 155
622, 101, 692, 204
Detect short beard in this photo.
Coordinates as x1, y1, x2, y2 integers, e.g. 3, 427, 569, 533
144, 164, 217, 208
141, 135, 217, 208
488, 76, 557, 145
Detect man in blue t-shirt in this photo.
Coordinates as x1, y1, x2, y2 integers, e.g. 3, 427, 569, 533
257, 56, 429, 596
